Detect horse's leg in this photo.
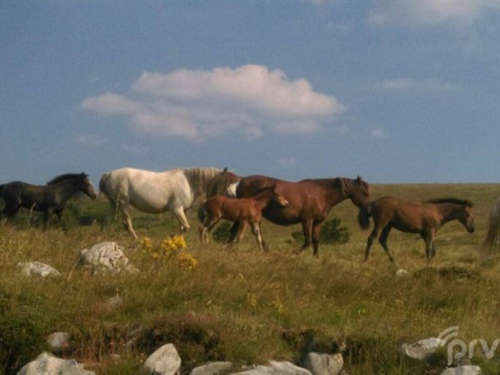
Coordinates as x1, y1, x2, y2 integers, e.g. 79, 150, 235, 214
251, 222, 267, 252
364, 226, 382, 261
378, 226, 395, 262
171, 205, 190, 232
228, 222, 239, 242
421, 231, 435, 260
118, 200, 138, 239
312, 222, 322, 256
235, 221, 248, 243
295, 220, 313, 254
199, 215, 221, 246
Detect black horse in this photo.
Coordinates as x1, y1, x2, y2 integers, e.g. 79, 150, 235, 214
0, 172, 97, 226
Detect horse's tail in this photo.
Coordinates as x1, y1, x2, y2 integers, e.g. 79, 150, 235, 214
358, 201, 373, 230
99, 173, 111, 198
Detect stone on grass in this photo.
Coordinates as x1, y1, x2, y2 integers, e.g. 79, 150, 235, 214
143, 343, 181, 375
78, 241, 138, 274
16, 352, 95, 375
46, 332, 71, 354
441, 365, 482, 375
190, 361, 233, 375
231, 361, 311, 375
18, 262, 61, 278
401, 337, 445, 361
304, 352, 343, 375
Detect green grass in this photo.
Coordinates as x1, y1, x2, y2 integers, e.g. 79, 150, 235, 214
1, 184, 500, 374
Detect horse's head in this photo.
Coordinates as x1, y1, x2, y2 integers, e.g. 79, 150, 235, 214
459, 200, 475, 233
78, 173, 97, 200
206, 168, 242, 198
342, 176, 371, 207
270, 185, 289, 207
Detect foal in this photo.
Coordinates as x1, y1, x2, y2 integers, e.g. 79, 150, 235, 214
358, 196, 475, 262
198, 185, 289, 251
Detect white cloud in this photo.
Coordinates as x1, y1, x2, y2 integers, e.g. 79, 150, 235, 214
367, 0, 500, 27
82, 65, 345, 142
75, 134, 107, 146
376, 78, 460, 93
370, 128, 387, 139
276, 157, 297, 167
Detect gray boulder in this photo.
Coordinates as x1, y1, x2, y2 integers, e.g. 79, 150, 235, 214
231, 361, 311, 375
16, 352, 95, 375
18, 262, 61, 278
190, 361, 233, 375
304, 352, 343, 375
46, 332, 71, 354
78, 242, 138, 274
441, 365, 482, 375
143, 343, 181, 375
401, 337, 445, 360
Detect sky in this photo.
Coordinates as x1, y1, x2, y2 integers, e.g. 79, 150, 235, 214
2, 0, 500, 185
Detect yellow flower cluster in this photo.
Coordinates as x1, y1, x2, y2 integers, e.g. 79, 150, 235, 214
177, 252, 198, 271
139, 236, 195, 270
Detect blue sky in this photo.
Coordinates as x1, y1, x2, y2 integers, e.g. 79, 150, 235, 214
2, 0, 500, 185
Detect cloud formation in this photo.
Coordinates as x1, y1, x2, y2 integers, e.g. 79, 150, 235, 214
367, 0, 500, 27
82, 65, 345, 142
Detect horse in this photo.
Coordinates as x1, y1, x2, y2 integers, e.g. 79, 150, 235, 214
225, 174, 371, 256
358, 196, 475, 262
198, 185, 289, 251
205, 168, 242, 198
99, 167, 225, 238
0, 172, 97, 226
483, 196, 500, 252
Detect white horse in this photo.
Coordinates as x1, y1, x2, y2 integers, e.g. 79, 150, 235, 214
99, 167, 224, 238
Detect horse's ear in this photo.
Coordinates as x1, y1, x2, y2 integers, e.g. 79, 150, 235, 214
223, 167, 228, 172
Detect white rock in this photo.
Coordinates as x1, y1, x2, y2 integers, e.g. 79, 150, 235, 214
143, 343, 181, 375
78, 242, 138, 274
231, 361, 311, 375
16, 352, 95, 375
395, 269, 409, 277
304, 352, 343, 375
441, 365, 482, 375
18, 262, 61, 278
402, 337, 446, 360
46, 332, 70, 353
190, 361, 233, 375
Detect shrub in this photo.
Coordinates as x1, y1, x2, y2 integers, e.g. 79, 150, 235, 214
291, 217, 349, 245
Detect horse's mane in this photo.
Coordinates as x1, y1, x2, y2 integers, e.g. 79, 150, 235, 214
182, 167, 224, 193
47, 173, 87, 185
425, 198, 473, 207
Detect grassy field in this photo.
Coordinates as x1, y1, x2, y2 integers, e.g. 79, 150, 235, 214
1, 183, 500, 374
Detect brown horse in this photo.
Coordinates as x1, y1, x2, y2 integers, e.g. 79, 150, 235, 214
358, 196, 475, 262
232, 175, 370, 255
198, 185, 289, 251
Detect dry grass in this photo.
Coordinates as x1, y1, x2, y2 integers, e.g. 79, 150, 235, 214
1, 183, 500, 374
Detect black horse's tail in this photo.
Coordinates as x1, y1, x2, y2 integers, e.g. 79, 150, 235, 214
358, 201, 373, 230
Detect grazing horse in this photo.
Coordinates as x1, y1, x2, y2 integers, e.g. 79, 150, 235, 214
358, 197, 475, 262
99, 167, 224, 238
0, 173, 97, 226
198, 185, 289, 251
231, 175, 370, 256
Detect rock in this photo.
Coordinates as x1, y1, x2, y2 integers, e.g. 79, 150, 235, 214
441, 365, 482, 375
190, 361, 233, 375
231, 361, 312, 375
304, 352, 343, 375
46, 332, 71, 354
18, 262, 61, 278
78, 242, 138, 274
16, 352, 95, 375
143, 343, 181, 375
395, 269, 409, 277
401, 337, 445, 360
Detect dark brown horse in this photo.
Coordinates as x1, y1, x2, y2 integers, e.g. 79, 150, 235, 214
232, 175, 371, 255
358, 196, 475, 262
198, 185, 289, 251
0, 173, 97, 226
